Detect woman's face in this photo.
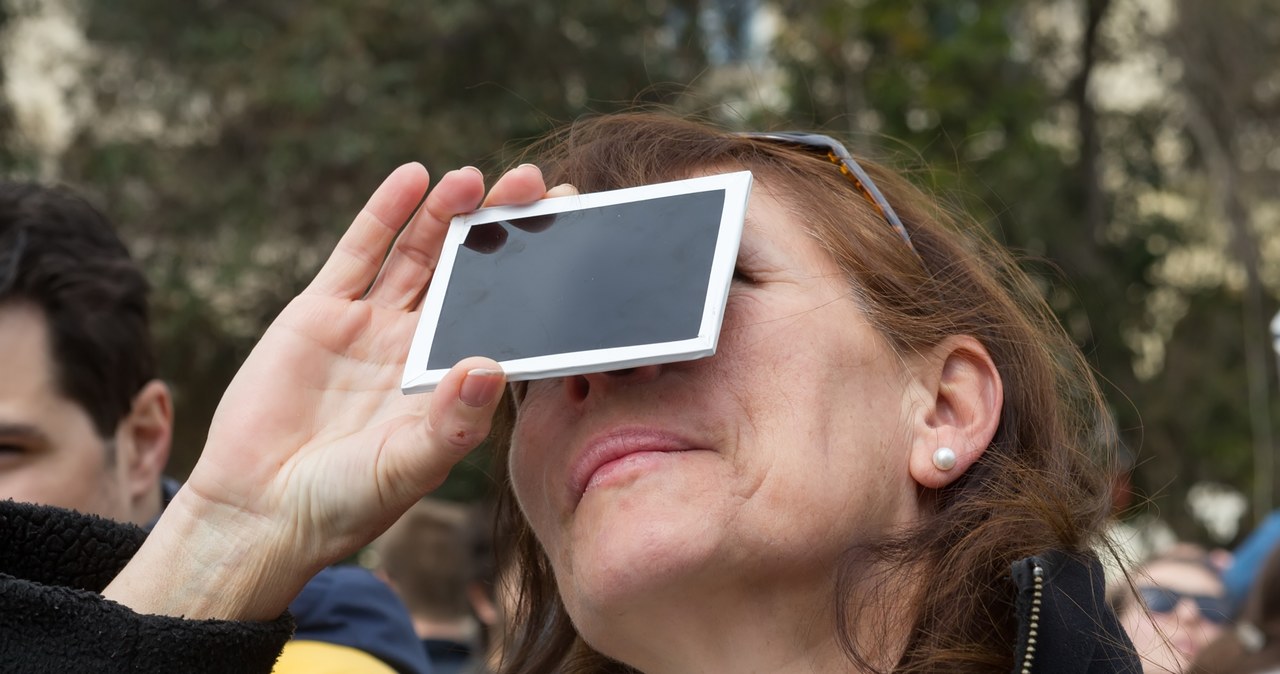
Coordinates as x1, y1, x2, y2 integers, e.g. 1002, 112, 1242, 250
508, 183, 927, 652
1119, 560, 1227, 673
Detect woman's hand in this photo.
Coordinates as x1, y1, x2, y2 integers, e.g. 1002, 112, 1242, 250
104, 163, 547, 621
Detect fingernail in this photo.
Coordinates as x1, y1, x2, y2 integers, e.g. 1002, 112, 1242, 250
517, 163, 541, 172
461, 166, 483, 177
460, 369, 504, 407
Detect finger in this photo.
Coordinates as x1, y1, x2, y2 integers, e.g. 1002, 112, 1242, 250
304, 162, 430, 299
544, 182, 580, 198
385, 358, 507, 500
363, 167, 486, 309
480, 164, 549, 208
474, 167, 556, 240
366, 165, 548, 309
307, 163, 430, 299
430, 357, 507, 448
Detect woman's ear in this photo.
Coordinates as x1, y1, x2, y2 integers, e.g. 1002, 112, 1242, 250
907, 336, 1002, 489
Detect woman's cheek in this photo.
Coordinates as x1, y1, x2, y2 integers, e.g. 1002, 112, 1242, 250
717, 293, 768, 352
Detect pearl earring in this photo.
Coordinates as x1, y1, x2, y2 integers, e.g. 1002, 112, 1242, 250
932, 447, 957, 471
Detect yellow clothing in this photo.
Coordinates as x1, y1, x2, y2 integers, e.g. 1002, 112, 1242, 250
273, 639, 398, 674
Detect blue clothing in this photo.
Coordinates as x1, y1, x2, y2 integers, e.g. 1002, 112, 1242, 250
422, 638, 474, 674
1224, 509, 1280, 616
291, 565, 433, 674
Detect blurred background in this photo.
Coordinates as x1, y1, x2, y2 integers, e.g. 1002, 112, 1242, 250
1, 0, 1277, 550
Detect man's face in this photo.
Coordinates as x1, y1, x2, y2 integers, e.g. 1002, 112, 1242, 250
0, 301, 134, 521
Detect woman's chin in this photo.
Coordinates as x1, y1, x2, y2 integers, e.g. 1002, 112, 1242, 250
560, 506, 725, 615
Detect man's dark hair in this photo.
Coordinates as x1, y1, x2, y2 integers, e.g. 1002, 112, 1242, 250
0, 181, 155, 439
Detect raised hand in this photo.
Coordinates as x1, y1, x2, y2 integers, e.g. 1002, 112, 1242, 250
104, 163, 547, 621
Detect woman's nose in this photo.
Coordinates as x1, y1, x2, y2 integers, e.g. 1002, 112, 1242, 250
563, 365, 663, 403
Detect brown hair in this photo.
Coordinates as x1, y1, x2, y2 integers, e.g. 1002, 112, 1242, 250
491, 112, 1117, 673
373, 497, 473, 621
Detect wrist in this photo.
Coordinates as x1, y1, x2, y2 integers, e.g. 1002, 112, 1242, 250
103, 489, 317, 621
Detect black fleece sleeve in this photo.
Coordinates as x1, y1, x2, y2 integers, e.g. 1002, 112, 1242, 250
0, 499, 294, 673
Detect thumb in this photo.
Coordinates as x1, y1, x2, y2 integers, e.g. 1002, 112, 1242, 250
382, 357, 507, 504
428, 356, 508, 457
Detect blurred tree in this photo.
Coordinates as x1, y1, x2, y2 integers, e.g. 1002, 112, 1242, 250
1150, 0, 1280, 531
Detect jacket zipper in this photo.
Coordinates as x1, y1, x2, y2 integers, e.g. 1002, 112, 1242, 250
1019, 562, 1044, 673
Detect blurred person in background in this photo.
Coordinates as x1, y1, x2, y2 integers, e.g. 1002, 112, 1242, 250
0, 181, 430, 674
374, 497, 481, 674
1110, 546, 1231, 673
1193, 542, 1280, 673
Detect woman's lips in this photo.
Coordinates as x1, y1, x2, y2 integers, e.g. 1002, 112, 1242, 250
568, 428, 700, 505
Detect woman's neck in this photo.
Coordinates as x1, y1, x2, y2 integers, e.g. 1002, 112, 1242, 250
574, 567, 917, 674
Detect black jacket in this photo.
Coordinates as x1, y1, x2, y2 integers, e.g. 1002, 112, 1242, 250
1011, 551, 1141, 673
0, 499, 292, 673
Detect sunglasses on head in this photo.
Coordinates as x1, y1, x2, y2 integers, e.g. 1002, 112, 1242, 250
1138, 586, 1231, 624
736, 131, 918, 255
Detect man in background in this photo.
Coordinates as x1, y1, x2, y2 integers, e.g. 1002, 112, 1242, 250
0, 181, 431, 674
0, 181, 170, 528
374, 497, 481, 674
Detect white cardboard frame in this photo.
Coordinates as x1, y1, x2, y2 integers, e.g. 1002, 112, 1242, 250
401, 170, 753, 394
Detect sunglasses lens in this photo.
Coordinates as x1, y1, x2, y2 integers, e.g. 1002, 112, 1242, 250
1195, 597, 1231, 624
1138, 587, 1230, 623
1139, 587, 1178, 613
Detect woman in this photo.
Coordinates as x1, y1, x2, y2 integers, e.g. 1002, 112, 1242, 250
1, 113, 1137, 672
490, 114, 1136, 672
